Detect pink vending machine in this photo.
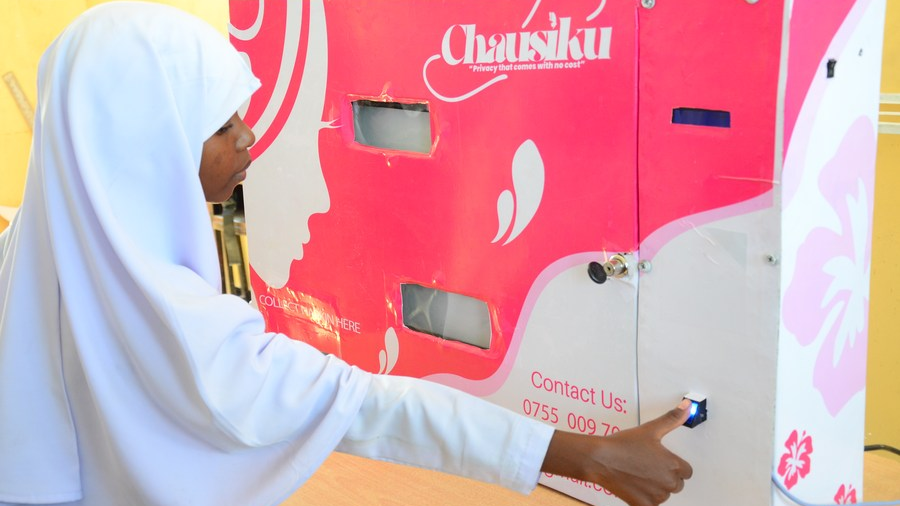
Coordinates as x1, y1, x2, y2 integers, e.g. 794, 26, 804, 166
229, 1, 885, 504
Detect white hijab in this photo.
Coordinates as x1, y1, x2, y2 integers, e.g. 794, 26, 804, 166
0, 3, 370, 503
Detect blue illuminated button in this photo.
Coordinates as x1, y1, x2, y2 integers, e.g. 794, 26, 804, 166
682, 394, 707, 428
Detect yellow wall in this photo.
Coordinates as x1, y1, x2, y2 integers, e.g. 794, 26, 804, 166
0, 0, 228, 231
866, 0, 900, 459
0, 1, 81, 229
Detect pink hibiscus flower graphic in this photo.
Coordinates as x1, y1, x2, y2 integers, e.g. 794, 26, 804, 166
777, 430, 814, 490
834, 484, 858, 504
783, 118, 875, 415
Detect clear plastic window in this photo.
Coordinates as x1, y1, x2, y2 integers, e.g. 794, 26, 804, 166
401, 284, 492, 349
352, 100, 432, 154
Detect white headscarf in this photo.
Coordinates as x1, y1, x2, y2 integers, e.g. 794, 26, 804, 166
0, 3, 370, 503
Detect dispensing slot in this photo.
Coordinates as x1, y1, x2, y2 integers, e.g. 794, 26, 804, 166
401, 284, 492, 349
352, 100, 432, 154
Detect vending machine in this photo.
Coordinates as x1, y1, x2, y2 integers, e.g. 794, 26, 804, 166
229, 1, 885, 504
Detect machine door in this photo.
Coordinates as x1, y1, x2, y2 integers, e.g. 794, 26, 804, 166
635, 2, 783, 505
234, 2, 641, 504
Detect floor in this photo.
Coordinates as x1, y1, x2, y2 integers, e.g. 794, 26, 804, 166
867, 451, 900, 502
281, 450, 900, 506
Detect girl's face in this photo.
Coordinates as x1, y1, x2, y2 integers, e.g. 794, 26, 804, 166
199, 112, 256, 202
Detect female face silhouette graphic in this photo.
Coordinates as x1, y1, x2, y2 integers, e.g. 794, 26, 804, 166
232, 0, 643, 377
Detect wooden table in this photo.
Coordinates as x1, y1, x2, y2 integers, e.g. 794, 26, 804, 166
281, 451, 900, 506
282, 452, 580, 506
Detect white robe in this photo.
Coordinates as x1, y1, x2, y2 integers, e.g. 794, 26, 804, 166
0, 3, 551, 505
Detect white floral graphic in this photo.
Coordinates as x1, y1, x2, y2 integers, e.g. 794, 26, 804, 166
493, 140, 545, 245
378, 327, 400, 374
